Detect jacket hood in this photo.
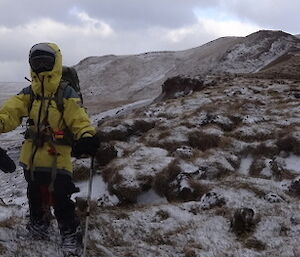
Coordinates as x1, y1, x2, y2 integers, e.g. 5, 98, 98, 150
30, 43, 62, 97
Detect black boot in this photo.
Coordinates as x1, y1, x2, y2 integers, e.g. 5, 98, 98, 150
61, 226, 83, 257
26, 218, 50, 240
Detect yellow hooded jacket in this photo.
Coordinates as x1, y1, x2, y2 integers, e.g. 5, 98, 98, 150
0, 43, 95, 176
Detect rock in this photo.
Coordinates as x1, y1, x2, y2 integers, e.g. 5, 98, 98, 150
264, 192, 284, 203
290, 215, 300, 225
289, 177, 300, 196
230, 208, 257, 236
173, 146, 194, 159
154, 76, 205, 101
199, 191, 225, 210
95, 142, 118, 166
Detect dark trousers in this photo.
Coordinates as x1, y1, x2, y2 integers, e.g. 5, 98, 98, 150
24, 170, 80, 234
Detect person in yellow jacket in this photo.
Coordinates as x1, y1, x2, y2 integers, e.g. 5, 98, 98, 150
0, 42, 99, 256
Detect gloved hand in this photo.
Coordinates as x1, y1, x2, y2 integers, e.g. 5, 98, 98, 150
0, 147, 16, 173
72, 135, 100, 157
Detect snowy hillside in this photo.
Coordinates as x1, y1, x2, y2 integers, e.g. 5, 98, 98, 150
0, 30, 300, 257
76, 30, 300, 114
91, 72, 300, 257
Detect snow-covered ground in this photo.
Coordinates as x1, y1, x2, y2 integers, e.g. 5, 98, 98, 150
93, 73, 300, 257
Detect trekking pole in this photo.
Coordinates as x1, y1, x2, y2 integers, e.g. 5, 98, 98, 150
82, 156, 95, 257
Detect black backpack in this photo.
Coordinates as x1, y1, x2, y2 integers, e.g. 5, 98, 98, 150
60, 66, 83, 107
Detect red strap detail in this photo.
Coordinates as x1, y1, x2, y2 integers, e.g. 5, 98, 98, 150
39, 185, 54, 206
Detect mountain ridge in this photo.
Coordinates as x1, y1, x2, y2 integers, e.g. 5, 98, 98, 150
76, 30, 300, 114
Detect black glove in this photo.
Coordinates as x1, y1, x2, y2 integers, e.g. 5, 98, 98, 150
0, 147, 16, 173
72, 136, 100, 157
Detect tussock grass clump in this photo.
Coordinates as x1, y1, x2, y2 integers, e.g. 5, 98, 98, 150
270, 159, 296, 181
153, 159, 181, 199
0, 216, 18, 229
95, 142, 118, 166
244, 238, 266, 251
147, 140, 188, 153
187, 179, 211, 201
249, 158, 266, 178
143, 229, 173, 245
97, 125, 131, 142
276, 135, 300, 155
132, 119, 156, 133
98, 118, 155, 143
73, 165, 90, 182
153, 159, 210, 201
145, 128, 190, 152
102, 166, 141, 204
158, 131, 172, 140
251, 142, 279, 158
230, 208, 258, 237
228, 115, 243, 127
0, 243, 6, 255
231, 127, 274, 143
154, 209, 170, 222
231, 181, 266, 198
188, 131, 220, 151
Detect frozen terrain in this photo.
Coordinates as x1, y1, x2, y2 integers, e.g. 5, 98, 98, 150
0, 30, 299, 257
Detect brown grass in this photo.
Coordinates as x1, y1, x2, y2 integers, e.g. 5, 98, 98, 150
276, 135, 300, 155
0, 243, 6, 255
154, 209, 170, 221
187, 179, 211, 201
91, 218, 132, 247
101, 164, 143, 203
213, 206, 232, 219
184, 247, 197, 257
158, 130, 172, 140
249, 159, 266, 178
231, 128, 274, 143
225, 180, 266, 198
153, 159, 182, 200
154, 156, 211, 201
143, 229, 174, 245
0, 216, 18, 229
188, 131, 220, 151
133, 119, 156, 133
251, 143, 279, 158
73, 165, 90, 182
244, 238, 266, 251
270, 159, 297, 181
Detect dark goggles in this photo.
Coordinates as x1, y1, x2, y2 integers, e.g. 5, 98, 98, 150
29, 43, 56, 73
29, 55, 55, 73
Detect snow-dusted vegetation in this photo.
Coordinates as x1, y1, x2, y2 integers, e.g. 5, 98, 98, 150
0, 30, 300, 256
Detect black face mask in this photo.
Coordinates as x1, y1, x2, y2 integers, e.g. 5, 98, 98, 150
29, 43, 56, 73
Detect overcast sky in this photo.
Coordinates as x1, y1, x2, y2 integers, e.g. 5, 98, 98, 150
0, 0, 299, 81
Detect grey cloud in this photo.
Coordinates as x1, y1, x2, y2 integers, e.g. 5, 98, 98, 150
74, 0, 220, 29
0, 0, 220, 29
220, 0, 300, 33
0, 0, 77, 27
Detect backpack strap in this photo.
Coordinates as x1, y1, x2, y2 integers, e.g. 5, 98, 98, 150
55, 81, 68, 113
25, 86, 34, 115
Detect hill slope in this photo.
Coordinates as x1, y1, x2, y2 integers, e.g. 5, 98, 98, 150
76, 30, 300, 114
